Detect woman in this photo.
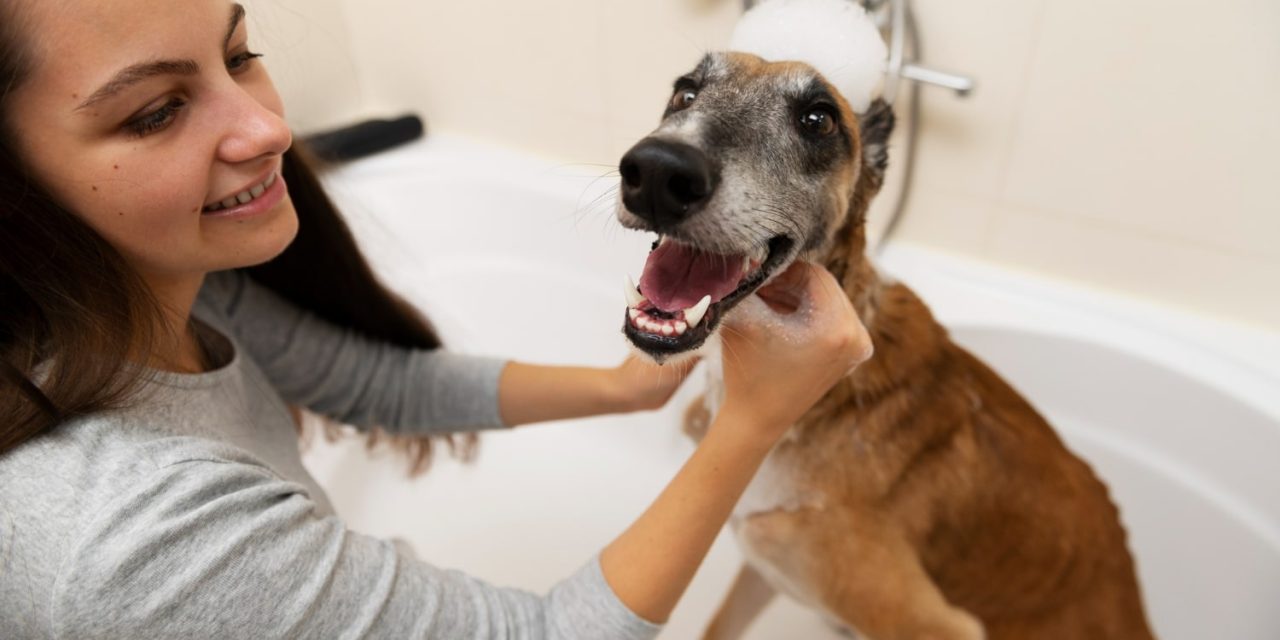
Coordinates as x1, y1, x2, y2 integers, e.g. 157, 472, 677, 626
0, 1, 871, 638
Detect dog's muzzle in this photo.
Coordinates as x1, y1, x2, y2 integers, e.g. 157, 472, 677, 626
619, 138, 719, 233
618, 138, 796, 361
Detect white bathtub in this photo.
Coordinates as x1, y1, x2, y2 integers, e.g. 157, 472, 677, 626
305, 135, 1280, 639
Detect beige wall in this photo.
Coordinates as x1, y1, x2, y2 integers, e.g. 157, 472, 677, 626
259, 0, 1280, 331
898, 0, 1280, 332
242, 0, 368, 133
340, 0, 743, 162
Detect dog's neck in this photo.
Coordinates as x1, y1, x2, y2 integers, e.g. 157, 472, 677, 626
822, 214, 878, 319
808, 194, 950, 424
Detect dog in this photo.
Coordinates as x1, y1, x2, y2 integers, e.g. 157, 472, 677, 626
615, 52, 1155, 640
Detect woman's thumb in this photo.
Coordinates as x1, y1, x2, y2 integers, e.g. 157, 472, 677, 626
755, 261, 813, 313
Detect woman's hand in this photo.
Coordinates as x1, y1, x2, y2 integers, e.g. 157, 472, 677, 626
600, 263, 872, 625
496, 355, 698, 427
606, 353, 700, 413
716, 261, 872, 440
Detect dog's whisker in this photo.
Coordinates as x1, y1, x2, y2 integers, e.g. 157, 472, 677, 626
570, 184, 622, 226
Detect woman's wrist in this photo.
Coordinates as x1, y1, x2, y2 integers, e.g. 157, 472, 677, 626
599, 393, 783, 623
596, 365, 638, 414
498, 362, 640, 426
707, 400, 790, 452
599, 363, 674, 414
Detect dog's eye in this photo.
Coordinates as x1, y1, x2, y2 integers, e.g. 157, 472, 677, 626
799, 107, 838, 137
670, 89, 698, 111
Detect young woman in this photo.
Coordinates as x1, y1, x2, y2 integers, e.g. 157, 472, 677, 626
0, 1, 871, 638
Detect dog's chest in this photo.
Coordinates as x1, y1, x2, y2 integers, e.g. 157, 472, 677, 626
701, 341, 828, 521
733, 440, 825, 520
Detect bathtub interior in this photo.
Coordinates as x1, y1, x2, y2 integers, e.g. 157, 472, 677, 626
303, 136, 1280, 639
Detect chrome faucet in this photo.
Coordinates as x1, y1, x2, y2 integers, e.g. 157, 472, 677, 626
740, 0, 975, 103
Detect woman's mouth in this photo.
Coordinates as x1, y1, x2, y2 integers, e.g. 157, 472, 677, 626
202, 172, 279, 213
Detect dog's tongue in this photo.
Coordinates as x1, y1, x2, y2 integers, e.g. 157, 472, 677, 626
639, 241, 745, 312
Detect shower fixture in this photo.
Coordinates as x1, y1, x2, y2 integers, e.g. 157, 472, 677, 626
741, 0, 974, 102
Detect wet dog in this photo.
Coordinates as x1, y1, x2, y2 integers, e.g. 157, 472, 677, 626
616, 52, 1155, 639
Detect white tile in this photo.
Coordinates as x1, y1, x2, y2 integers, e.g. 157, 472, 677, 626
985, 205, 1280, 331
244, 0, 366, 132
908, 0, 1047, 198
343, 0, 610, 161
889, 187, 1001, 257
1002, 0, 1280, 262
599, 0, 741, 155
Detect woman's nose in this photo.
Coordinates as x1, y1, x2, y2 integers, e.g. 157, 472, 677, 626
214, 83, 293, 164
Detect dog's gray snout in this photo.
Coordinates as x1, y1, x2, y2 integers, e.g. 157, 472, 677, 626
619, 139, 718, 230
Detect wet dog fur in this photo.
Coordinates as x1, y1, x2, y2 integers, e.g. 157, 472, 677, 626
616, 52, 1155, 640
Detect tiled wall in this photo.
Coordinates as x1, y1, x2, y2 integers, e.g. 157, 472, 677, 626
243, 0, 366, 133
900, 0, 1280, 332
252, 0, 1280, 331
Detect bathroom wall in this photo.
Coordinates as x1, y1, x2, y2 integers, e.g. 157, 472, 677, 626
897, 0, 1280, 332
241, 0, 367, 133
254, 0, 1280, 331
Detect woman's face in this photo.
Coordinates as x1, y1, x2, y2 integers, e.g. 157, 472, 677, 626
6, 0, 297, 283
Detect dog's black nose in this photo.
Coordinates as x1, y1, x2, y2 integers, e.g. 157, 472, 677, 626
619, 138, 719, 230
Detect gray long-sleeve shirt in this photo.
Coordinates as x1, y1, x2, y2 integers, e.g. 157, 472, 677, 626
0, 270, 661, 639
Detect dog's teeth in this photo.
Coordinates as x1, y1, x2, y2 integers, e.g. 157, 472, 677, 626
742, 256, 751, 273
685, 295, 712, 329
661, 324, 675, 337
624, 276, 645, 308
675, 321, 688, 335
628, 308, 640, 322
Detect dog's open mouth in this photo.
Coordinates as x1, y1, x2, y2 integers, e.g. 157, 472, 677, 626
624, 234, 795, 357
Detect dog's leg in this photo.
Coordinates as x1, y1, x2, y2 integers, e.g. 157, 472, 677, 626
740, 509, 985, 640
702, 562, 776, 640
820, 530, 984, 640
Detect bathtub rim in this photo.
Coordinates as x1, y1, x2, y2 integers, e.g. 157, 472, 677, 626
324, 134, 1280, 425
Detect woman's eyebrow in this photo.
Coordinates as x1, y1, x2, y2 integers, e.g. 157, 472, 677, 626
74, 3, 246, 112
75, 60, 199, 111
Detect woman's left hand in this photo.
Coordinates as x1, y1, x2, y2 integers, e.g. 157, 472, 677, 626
498, 355, 700, 427
607, 354, 700, 413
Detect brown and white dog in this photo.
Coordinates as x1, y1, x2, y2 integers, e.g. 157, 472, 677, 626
616, 52, 1156, 640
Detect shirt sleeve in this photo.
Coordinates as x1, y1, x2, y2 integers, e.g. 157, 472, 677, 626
50, 455, 662, 640
199, 269, 510, 433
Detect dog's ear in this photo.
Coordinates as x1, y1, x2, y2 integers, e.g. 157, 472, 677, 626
858, 98, 894, 181
840, 98, 896, 234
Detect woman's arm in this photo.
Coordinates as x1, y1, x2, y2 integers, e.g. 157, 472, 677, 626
52, 445, 659, 640
600, 262, 871, 623
599, 403, 776, 622
496, 355, 698, 427
202, 270, 694, 432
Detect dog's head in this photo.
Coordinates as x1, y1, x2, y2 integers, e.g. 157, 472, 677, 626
617, 51, 893, 361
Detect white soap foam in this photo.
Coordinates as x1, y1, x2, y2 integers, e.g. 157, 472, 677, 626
727, 291, 815, 348
729, 0, 888, 112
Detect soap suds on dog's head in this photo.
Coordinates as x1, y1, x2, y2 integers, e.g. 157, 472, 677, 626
729, 0, 887, 113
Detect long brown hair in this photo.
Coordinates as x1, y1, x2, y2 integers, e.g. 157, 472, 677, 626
0, 6, 473, 475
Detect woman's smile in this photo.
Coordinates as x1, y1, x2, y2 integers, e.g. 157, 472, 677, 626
201, 167, 286, 220
6, 0, 298, 282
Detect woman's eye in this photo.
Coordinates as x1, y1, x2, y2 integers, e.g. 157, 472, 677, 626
799, 107, 838, 137
227, 51, 264, 73
670, 88, 698, 111
124, 97, 187, 138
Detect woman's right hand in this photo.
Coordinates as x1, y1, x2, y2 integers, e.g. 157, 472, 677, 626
717, 261, 873, 440
600, 262, 871, 624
